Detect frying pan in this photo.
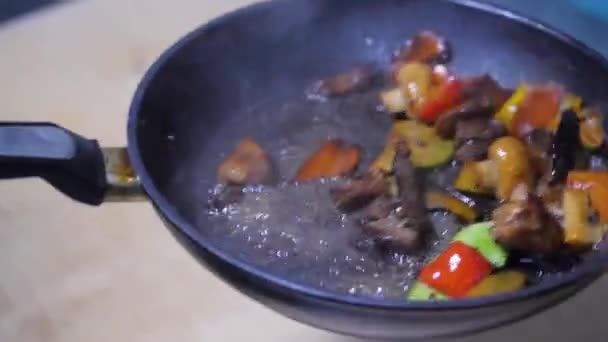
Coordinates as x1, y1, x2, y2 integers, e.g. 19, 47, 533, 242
3, 0, 608, 339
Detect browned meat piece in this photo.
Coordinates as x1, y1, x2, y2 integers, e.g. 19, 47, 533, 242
434, 97, 495, 139
455, 118, 506, 141
393, 142, 427, 217
455, 117, 488, 141
523, 129, 553, 177
480, 119, 508, 140
454, 139, 491, 162
330, 172, 389, 212
364, 215, 423, 251
393, 31, 451, 65
365, 195, 401, 221
435, 75, 508, 140
492, 194, 564, 255
309, 66, 372, 97
218, 138, 274, 185
360, 143, 433, 252
536, 182, 565, 220
454, 118, 507, 162
462, 74, 512, 109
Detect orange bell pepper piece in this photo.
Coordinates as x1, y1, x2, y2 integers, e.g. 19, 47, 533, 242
510, 85, 563, 137
567, 171, 608, 223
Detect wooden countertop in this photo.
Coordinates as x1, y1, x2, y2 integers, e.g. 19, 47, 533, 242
0, 1, 607, 341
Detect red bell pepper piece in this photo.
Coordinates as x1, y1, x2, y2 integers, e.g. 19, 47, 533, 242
417, 77, 464, 122
418, 241, 492, 297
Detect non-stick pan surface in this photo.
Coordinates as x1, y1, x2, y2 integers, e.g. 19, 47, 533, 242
125, 0, 608, 310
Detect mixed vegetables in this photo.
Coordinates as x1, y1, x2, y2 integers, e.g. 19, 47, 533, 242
213, 31, 608, 300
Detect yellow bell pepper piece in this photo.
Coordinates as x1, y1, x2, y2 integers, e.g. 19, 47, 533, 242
568, 171, 608, 224
454, 160, 496, 195
562, 188, 607, 249
425, 192, 478, 223
549, 94, 583, 132
494, 84, 526, 129
466, 271, 526, 298
560, 93, 583, 114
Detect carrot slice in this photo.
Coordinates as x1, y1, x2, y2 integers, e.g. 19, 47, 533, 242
295, 139, 361, 182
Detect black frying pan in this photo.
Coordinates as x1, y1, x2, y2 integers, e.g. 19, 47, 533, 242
2, 0, 608, 339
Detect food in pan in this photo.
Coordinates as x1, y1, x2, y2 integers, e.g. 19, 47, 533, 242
208, 31, 608, 300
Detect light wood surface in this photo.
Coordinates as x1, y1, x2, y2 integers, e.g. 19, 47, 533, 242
0, 1, 607, 341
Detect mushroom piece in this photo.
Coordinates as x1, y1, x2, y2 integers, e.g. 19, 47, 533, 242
454, 136, 534, 200
488, 136, 534, 201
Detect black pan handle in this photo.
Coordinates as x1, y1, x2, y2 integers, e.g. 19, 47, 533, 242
0, 122, 110, 205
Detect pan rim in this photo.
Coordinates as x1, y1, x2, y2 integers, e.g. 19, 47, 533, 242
127, 0, 608, 311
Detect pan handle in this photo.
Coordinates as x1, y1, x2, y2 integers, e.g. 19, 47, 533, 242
0, 122, 144, 205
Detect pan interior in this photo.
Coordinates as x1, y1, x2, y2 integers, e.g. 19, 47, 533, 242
133, 0, 608, 301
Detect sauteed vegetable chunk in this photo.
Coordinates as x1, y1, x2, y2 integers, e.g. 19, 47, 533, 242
210, 31, 608, 301
295, 139, 361, 182
218, 138, 274, 186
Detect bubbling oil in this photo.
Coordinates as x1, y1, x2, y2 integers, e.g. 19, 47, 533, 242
206, 180, 461, 299
194, 82, 469, 299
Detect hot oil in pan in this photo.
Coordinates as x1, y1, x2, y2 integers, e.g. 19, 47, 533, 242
200, 86, 463, 299
208, 182, 460, 298
193, 82, 591, 299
